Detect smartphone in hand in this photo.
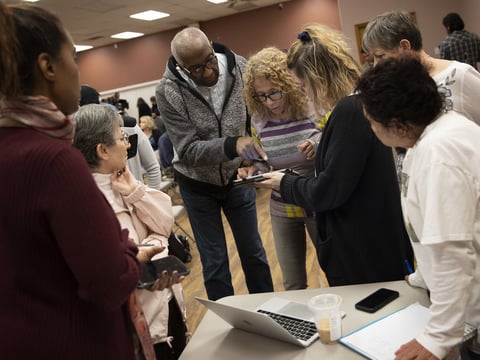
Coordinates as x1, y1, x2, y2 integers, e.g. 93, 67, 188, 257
355, 288, 399, 313
137, 255, 190, 289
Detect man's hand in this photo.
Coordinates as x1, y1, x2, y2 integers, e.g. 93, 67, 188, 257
236, 136, 267, 161
237, 165, 258, 179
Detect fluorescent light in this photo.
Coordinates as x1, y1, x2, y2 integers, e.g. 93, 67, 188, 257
130, 10, 170, 21
207, 0, 229, 3
22, 0, 40, 2
111, 32, 144, 40
75, 45, 93, 52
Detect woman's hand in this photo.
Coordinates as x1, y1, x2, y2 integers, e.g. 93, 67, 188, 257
111, 167, 137, 196
148, 270, 185, 291
297, 140, 316, 160
254, 171, 285, 191
137, 245, 165, 263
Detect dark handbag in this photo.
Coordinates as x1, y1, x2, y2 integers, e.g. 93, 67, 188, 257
168, 232, 192, 263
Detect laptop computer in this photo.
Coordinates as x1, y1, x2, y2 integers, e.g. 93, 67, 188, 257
195, 296, 319, 347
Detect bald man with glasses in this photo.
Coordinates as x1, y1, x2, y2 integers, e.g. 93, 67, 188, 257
156, 27, 273, 300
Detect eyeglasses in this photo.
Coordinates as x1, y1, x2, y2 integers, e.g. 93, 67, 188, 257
117, 132, 130, 144
252, 90, 283, 102
182, 53, 218, 77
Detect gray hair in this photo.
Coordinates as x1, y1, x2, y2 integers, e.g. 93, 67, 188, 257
362, 10, 423, 51
73, 104, 123, 168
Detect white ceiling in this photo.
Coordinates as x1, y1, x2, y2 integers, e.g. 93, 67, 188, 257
13, 0, 290, 49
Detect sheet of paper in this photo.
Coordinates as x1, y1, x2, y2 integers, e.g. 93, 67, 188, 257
340, 303, 430, 360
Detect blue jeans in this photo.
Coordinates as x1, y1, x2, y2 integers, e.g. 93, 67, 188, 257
179, 185, 273, 300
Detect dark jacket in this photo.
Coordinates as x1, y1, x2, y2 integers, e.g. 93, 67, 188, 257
155, 42, 246, 191
281, 95, 413, 286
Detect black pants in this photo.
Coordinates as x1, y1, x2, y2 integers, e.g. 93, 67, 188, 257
154, 299, 187, 360
461, 344, 480, 360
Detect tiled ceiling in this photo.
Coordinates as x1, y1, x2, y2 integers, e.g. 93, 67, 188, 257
12, 0, 291, 49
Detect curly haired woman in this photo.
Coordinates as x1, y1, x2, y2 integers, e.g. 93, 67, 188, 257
241, 47, 322, 290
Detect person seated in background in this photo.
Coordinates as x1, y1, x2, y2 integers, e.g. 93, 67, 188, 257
140, 115, 162, 151
73, 104, 189, 360
240, 46, 321, 290
257, 24, 413, 287
0, 2, 141, 359
97, 90, 163, 190
357, 55, 480, 360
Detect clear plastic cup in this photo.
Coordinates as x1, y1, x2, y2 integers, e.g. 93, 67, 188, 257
308, 293, 342, 344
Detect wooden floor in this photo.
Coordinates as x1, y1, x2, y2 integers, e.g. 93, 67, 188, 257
173, 187, 326, 334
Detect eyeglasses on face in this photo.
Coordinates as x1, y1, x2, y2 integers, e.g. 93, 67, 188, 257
117, 131, 130, 144
182, 53, 218, 77
252, 90, 283, 102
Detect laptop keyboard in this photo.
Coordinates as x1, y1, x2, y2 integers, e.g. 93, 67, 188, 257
257, 309, 317, 341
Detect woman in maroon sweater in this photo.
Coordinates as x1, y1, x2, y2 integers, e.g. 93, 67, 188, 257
0, 3, 141, 359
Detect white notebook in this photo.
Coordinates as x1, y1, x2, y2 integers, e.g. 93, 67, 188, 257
340, 303, 477, 360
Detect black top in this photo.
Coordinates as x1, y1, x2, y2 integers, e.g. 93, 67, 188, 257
281, 95, 413, 286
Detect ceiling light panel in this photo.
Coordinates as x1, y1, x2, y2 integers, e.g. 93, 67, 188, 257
75, 45, 93, 52
130, 10, 170, 21
111, 31, 144, 39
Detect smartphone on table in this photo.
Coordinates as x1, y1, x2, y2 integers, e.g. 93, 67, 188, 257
137, 255, 190, 289
354, 288, 399, 313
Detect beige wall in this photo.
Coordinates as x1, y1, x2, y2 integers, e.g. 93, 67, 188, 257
78, 0, 341, 92
337, 0, 473, 61
78, 0, 479, 93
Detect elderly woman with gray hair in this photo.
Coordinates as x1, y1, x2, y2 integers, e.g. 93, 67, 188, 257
73, 104, 189, 360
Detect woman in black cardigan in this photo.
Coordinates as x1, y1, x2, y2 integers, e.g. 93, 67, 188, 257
257, 24, 413, 287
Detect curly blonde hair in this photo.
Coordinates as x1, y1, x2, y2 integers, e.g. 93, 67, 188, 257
244, 47, 307, 120
287, 24, 361, 111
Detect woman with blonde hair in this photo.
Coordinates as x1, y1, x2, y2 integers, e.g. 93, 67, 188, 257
258, 24, 413, 286
240, 46, 321, 290
140, 114, 161, 150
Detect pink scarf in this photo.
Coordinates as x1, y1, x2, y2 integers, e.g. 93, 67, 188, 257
0, 96, 75, 143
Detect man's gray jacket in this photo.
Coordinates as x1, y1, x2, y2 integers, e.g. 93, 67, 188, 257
156, 42, 248, 191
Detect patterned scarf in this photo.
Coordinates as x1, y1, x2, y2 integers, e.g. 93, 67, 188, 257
129, 293, 156, 360
0, 96, 75, 143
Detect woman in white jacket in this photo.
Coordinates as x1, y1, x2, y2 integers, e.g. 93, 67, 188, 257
73, 104, 189, 360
